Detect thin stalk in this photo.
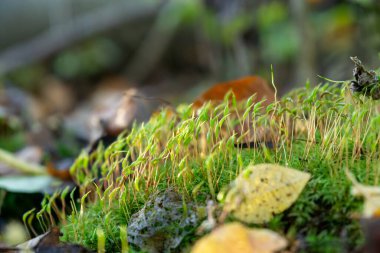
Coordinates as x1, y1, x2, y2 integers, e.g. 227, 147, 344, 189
0, 148, 46, 175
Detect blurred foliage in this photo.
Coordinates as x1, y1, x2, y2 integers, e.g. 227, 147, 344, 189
52, 37, 123, 80
0, 117, 25, 152
7, 64, 46, 90
2, 0, 380, 90
256, 2, 298, 62
0, 132, 26, 152
200, 9, 254, 46
313, 4, 356, 51
257, 2, 288, 29
261, 22, 299, 63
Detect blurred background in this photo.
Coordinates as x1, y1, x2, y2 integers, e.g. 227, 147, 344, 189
0, 0, 379, 98
0, 0, 379, 245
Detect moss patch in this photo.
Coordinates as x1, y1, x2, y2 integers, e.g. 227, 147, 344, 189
34, 83, 380, 252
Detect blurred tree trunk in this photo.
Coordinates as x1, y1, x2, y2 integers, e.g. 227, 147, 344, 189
290, 0, 317, 86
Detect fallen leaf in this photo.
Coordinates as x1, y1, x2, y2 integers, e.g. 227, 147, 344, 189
46, 161, 72, 181
64, 76, 130, 142
104, 88, 164, 136
86, 89, 168, 152
192, 76, 276, 147
2, 227, 94, 253
191, 222, 287, 253
17, 227, 61, 250
346, 169, 380, 218
223, 163, 310, 224
193, 76, 275, 109
0, 175, 62, 194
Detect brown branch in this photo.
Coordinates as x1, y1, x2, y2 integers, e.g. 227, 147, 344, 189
0, 1, 164, 75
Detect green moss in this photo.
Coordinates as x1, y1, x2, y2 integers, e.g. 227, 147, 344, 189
61, 202, 128, 252
35, 83, 380, 252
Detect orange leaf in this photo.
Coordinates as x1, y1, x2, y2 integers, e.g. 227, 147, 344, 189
193, 76, 275, 109
47, 162, 72, 181
191, 222, 287, 253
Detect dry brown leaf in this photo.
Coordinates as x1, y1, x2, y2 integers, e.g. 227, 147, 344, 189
192, 76, 277, 146
46, 162, 72, 181
104, 88, 161, 136
17, 227, 60, 250
2, 227, 93, 253
193, 76, 275, 109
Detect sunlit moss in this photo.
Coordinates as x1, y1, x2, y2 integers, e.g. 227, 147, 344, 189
33, 82, 380, 252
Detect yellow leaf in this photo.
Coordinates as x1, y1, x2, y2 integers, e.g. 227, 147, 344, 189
224, 163, 310, 224
346, 169, 380, 218
191, 222, 287, 253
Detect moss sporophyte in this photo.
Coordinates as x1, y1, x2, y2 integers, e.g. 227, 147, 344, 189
31, 80, 380, 252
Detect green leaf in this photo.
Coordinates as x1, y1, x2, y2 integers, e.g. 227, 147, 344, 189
0, 176, 62, 193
